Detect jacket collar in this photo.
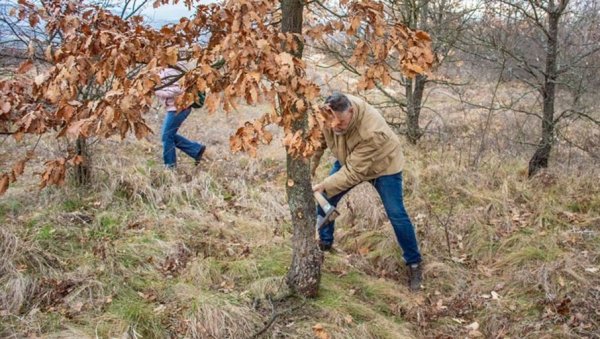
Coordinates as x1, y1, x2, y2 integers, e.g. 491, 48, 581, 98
346, 96, 362, 134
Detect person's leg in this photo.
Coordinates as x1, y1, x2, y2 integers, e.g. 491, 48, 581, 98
372, 172, 422, 265
170, 108, 204, 161
160, 110, 179, 167
318, 161, 350, 246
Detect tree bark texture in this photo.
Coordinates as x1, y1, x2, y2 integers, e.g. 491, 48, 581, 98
281, 0, 323, 297
74, 137, 91, 186
405, 74, 426, 145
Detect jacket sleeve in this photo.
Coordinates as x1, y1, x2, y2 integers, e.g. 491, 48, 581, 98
155, 85, 183, 99
321, 131, 389, 196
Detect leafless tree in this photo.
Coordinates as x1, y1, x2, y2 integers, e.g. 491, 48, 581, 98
461, 0, 600, 176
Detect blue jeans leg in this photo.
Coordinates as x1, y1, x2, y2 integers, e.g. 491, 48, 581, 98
161, 108, 203, 167
317, 161, 350, 245
372, 172, 422, 265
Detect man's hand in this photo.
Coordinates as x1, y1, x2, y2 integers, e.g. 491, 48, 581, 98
312, 182, 325, 193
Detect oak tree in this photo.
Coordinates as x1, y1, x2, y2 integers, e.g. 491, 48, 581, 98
0, 0, 432, 296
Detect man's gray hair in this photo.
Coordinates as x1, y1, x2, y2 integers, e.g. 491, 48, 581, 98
324, 92, 351, 113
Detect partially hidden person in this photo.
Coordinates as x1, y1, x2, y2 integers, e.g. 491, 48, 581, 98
154, 55, 206, 168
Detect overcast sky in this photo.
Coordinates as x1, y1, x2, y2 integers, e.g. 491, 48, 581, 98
141, 2, 205, 27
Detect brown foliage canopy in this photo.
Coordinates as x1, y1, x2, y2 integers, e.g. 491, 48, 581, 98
0, 0, 432, 194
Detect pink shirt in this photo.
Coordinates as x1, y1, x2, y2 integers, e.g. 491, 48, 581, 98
155, 63, 187, 112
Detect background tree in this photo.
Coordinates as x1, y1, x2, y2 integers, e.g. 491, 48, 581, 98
462, 0, 600, 176
0, 0, 152, 186
0, 0, 432, 296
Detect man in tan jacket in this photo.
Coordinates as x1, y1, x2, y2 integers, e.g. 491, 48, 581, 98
312, 92, 423, 291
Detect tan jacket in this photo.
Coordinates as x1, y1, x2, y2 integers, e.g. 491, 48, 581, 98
314, 94, 405, 197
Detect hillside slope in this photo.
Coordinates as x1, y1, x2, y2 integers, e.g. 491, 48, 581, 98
1, 87, 599, 338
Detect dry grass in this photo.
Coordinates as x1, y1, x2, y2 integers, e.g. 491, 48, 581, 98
184, 293, 263, 338
1, 72, 599, 338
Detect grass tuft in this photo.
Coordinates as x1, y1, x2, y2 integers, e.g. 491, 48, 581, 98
184, 294, 262, 338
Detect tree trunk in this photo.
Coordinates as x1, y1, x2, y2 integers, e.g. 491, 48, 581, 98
285, 129, 323, 298
281, 0, 323, 297
405, 74, 426, 145
74, 137, 91, 186
402, 0, 428, 145
528, 7, 560, 177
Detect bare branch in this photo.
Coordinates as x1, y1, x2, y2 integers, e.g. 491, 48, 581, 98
479, 0, 549, 40
308, 0, 347, 19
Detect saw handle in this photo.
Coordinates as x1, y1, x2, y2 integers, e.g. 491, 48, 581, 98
313, 192, 330, 209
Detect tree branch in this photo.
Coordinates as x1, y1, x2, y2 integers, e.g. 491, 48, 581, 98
308, 0, 347, 19
249, 295, 306, 339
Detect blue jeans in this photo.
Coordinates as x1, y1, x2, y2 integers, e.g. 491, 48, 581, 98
161, 108, 204, 167
317, 161, 422, 265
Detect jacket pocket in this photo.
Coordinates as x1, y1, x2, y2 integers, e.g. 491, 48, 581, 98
369, 153, 392, 175
366, 132, 391, 175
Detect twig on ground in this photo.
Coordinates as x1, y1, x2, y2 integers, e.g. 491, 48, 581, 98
250, 295, 306, 338
426, 201, 455, 258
